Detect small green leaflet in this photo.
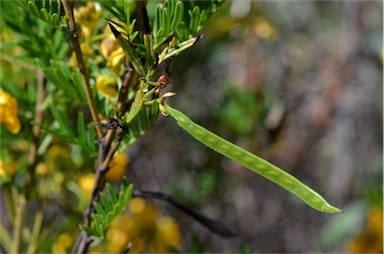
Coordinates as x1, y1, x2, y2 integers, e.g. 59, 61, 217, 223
109, 23, 146, 77
124, 84, 144, 124
164, 104, 342, 214
80, 181, 133, 238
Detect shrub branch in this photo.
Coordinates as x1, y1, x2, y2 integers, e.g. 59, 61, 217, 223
60, 0, 102, 138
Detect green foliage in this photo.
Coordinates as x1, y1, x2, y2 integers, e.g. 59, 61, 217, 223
216, 84, 262, 134
42, 105, 97, 155
37, 60, 87, 102
15, 0, 62, 26
191, 233, 209, 253
1, 1, 68, 64
0, 225, 12, 253
241, 244, 251, 254
101, 0, 223, 152
171, 170, 222, 208
154, 0, 223, 46
153, 0, 185, 46
99, 0, 136, 34
98, 1, 225, 154
80, 181, 134, 238
110, 24, 147, 77
100, 0, 224, 66
121, 102, 160, 148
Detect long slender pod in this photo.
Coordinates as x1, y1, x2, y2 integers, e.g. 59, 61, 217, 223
165, 104, 342, 213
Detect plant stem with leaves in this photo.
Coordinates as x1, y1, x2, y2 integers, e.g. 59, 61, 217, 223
60, 0, 102, 138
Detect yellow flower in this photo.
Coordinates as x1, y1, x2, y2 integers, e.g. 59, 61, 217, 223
107, 48, 125, 75
100, 24, 126, 75
0, 159, 15, 182
100, 35, 120, 60
78, 174, 95, 199
104, 198, 182, 253
106, 152, 129, 181
0, 89, 21, 134
254, 18, 277, 41
45, 143, 71, 173
70, 43, 95, 68
74, 1, 101, 38
14, 139, 29, 152
346, 206, 383, 253
35, 162, 48, 176
96, 75, 119, 98
51, 233, 74, 254
129, 198, 146, 214
152, 216, 182, 252
106, 220, 133, 253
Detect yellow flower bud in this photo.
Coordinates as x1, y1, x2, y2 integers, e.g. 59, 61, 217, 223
103, 198, 182, 253
70, 43, 95, 68
0, 89, 21, 134
35, 162, 48, 176
154, 216, 181, 251
106, 225, 131, 253
78, 174, 95, 199
100, 24, 126, 75
254, 18, 277, 41
74, 2, 101, 38
96, 75, 118, 98
129, 198, 146, 214
346, 206, 383, 253
106, 152, 129, 181
51, 233, 74, 254
0, 159, 15, 177
103, 47, 125, 76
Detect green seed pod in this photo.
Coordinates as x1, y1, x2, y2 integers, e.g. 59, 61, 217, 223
165, 104, 342, 214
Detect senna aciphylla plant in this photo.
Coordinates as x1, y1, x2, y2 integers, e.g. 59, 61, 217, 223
1, 0, 342, 253
1, 1, 226, 253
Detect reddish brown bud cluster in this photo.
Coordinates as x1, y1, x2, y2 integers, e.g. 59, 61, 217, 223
155, 72, 170, 95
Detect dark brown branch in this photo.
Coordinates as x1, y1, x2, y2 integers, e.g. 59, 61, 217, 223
132, 190, 236, 238
73, 1, 147, 251
60, 0, 102, 138
117, 66, 134, 113
75, 65, 135, 253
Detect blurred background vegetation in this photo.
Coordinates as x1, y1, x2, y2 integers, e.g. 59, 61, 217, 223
1, 0, 382, 253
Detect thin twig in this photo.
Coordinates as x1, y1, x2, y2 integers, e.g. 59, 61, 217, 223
11, 72, 46, 254
25, 72, 45, 254
0, 54, 37, 72
102, 139, 122, 170
26, 211, 43, 254
60, 0, 102, 138
11, 194, 26, 254
26, 72, 45, 194
132, 190, 236, 238
117, 65, 134, 113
